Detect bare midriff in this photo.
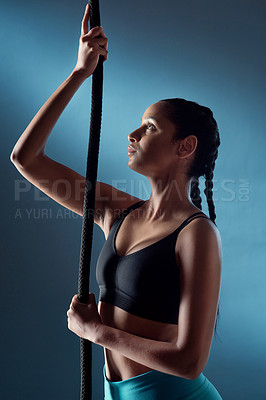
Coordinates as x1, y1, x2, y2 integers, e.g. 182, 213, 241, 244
98, 301, 178, 382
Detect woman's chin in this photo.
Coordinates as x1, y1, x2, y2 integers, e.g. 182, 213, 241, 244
128, 161, 147, 176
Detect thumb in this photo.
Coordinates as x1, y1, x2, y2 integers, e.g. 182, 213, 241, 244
72, 294, 80, 303
89, 292, 96, 304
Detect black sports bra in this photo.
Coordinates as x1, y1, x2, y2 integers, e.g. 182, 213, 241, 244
96, 200, 210, 325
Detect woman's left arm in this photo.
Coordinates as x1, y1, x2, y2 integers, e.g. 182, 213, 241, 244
67, 294, 194, 378
67, 219, 222, 380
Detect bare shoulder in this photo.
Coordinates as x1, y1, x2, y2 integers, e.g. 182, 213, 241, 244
176, 214, 222, 273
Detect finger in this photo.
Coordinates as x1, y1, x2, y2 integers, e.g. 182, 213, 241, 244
89, 292, 97, 304
69, 294, 78, 308
67, 309, 72, 318
83, 37, 108, 50
98, 38, 108, 51
73, 294, 80, 303
70, 301, 78, 311
93, 37, 108, 47
98, 47, 108, 59
85, 26, 105, 39
81, 3, 90, 36
82, 32, 107, 42
89, 26, 106, 37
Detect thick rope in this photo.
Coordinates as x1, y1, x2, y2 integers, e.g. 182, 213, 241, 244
77, 1, 103, 399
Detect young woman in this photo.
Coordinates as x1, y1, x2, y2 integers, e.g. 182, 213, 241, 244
10, 4, 223, 399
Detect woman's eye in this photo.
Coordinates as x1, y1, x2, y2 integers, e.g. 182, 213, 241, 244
147, 123, 155, 130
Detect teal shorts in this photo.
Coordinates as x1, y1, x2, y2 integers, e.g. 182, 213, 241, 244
103, 365, 222, 400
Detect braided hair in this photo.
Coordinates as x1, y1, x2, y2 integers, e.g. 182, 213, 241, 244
160, 98, 221, 338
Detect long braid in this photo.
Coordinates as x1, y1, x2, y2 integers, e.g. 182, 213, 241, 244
190, 177, 202, 210
204, 160, 217, 226
190, 165, 221, 340
203, 155, 221, 340
191, 160, 221, 341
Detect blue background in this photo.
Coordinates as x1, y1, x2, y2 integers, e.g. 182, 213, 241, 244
1, 0, 266, 398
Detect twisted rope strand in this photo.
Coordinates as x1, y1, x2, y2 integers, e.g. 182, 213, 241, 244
77, 1, 103, 399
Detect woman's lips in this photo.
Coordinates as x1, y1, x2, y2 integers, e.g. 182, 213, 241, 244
128, 146, 137, 154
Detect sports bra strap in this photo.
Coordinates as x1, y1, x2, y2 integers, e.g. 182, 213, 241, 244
114, 200, 145, 222
117, 203, 210, 232
177, 212, 210, 233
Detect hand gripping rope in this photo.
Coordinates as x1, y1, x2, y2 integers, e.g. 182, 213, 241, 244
77, 1, 103, 399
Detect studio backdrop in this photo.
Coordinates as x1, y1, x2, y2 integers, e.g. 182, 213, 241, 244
1, 0, 266, 399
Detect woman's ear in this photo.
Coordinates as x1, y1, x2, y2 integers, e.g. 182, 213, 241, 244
177, 135, 198, 159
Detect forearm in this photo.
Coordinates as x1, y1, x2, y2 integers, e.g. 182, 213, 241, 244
10, 69, 87, 167
95, 324, 197, 380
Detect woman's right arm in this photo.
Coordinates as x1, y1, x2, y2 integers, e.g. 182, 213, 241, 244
10, 5, 141, 232
10, 6, 110, 225
10, 4, 108, 167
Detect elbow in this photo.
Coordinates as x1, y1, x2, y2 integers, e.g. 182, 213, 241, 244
179, 352, 206, 380
186, 359, 205, 380
185, 367, 203, 380
10, 150, 31, 169
10, 150, 22, 165
10, 151, 23, 169
182, 362, 201, 381
10, 149, 43, 169
10, 150, 17, 164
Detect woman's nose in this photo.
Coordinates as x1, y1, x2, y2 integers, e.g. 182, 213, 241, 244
128, 128, 141, 143
128, 135, 136, 143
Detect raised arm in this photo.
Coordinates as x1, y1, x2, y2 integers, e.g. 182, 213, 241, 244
10, 4, 108, 167
9, 5, 113, 229
10, 5, 142, 232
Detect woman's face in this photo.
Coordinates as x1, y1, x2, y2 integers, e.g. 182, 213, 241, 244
127, 101, 179, 177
